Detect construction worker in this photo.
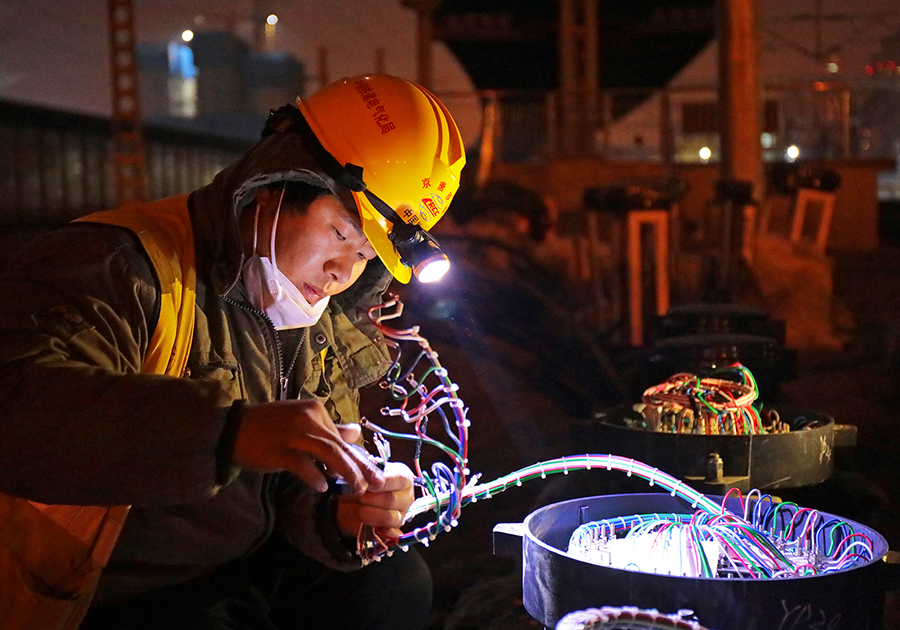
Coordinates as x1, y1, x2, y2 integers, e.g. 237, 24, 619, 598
0, 74, 465, 630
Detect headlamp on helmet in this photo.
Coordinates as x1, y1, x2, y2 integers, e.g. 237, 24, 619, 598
360, 189, 450, 283
391, 225, 450, 283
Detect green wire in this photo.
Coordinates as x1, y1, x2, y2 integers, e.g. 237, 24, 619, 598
365, 421, 462, 463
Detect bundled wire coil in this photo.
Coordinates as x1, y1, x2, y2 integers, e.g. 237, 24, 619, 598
639, 365, 787, 435
565, 487, 874, 579
359, 295, 470, 563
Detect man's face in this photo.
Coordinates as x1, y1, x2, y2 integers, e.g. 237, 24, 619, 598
262, 191, 377, 305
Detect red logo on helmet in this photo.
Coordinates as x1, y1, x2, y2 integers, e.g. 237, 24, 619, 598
421, 197, 440, 217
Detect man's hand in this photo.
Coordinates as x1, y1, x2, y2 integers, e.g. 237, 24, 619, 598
335, 462, 415, 539
233, 400, 385, 494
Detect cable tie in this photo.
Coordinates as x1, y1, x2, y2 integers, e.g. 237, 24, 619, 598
606, 454, 613, 470
670, 480, 681, 497
563, 458, 569, 475
586, 454, 592, 470
649, 468, 658, 487
627, 459, 634, 477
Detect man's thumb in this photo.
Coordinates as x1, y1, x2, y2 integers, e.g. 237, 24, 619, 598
337, 422, 362, 444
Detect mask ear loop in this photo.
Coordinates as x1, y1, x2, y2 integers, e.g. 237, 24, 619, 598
252, 204, 261, 253
268, 185, 288, 299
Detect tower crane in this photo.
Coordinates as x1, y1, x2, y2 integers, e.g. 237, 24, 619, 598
108, 0, 147, 205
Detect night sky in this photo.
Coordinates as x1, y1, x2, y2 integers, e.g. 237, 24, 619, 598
0, 0, 717, 118
436, 0, 716, 90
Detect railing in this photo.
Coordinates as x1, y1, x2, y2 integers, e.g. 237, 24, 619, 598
0, 100, 251, 225
440, 80, 900, 168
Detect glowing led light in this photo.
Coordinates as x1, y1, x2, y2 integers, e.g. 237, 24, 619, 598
181, 29, 194, 42
786, 145, 800, 160
267, 14, 278, 25
827, 62, 839, 74
416, 257, 450, 283
698, 146, 711, 161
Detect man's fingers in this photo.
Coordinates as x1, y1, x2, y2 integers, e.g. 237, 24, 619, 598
357, 488, 411, 511
369, 464, 413, 493
337, 422, 361, 443
340, 501, 405, 530
357, 505, 405, 529
347, 444, 386, 490
232, 402, 385, 494
286, 455, 329, 493
305, 441, 370, 493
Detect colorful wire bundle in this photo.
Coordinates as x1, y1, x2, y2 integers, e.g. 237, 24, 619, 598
566, 489, 875, 579
360, 295, 471, 563
405, 454, 723, 521
638, 364, 785, 435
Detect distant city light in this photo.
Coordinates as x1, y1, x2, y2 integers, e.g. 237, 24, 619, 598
267, 14, 278, 25
181, 29, 194, 42
827, 62, 839, 74
786, 145, 800, 161
760, 132, 775, 149
699, 146, 711, 161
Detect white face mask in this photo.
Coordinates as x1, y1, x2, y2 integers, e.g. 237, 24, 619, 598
241, 190, 330, 330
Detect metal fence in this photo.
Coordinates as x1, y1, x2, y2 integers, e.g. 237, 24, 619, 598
0, 100, 251, 225
452, 80, 900, 167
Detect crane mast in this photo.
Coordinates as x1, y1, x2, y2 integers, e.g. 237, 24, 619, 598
108, 0, 147, 205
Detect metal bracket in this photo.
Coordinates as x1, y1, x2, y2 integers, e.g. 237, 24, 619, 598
492, 522, 525, 559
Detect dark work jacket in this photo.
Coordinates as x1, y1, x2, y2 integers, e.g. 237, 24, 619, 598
0, 129, 393, 604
